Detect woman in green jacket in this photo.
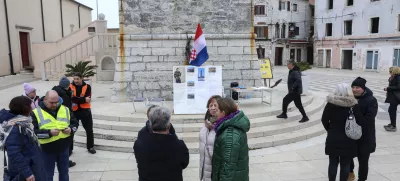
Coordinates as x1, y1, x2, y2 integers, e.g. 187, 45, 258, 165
212, 98, 250, 181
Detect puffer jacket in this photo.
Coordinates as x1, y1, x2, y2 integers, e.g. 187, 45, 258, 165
287, 66, 302, 94
212, 110, 250, 181
385, 67, 400, 104
199, 126, 215, 181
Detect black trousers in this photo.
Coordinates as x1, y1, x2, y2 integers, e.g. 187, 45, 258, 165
350, 153, 371, 181
328, 156, 352, 181
282, 93, 307, 117
74, 109, 94, 149
388, 103, 398, 127
69, 134, 74, 156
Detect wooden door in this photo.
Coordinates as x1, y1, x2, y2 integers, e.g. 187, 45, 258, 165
19, 32, 30, 68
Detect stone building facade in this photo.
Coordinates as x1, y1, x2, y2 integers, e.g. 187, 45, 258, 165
314, 0, 400, 71
112, 0, 261, 102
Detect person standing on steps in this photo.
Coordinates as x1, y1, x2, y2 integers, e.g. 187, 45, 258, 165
348, 77, 378, 181
384, 66, 400, 132
321, 83, 358, 181
276, 61, 309, 123
53, 76, 76, 167
32, 90, 79, 181
70, 72, 96, 154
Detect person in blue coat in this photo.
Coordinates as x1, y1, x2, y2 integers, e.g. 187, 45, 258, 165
0, 96, 47, 181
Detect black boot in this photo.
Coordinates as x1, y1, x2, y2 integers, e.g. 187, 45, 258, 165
69, 160, 76, 168
299, 116, 309, 123
277, 113, 288, 119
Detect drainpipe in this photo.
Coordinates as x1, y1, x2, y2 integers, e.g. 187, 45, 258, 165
40, 0, 46, 41
60, 0, 64, 37
78, 4, 81, 29
3, 0, 14, 75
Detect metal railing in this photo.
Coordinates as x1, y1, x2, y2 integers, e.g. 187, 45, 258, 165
41, 33, 118, 80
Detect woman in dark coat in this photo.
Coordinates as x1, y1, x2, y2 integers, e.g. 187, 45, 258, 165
384, 66, 400, 132
321, 83, 358, 181
0, 96, 47, 181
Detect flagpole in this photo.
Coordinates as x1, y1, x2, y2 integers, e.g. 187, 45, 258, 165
96, 0, 99, 20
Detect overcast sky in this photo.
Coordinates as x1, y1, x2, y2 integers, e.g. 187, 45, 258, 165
76, 0, 119, 28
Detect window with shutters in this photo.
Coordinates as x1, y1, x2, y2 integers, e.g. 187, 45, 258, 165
344, 20, 352, 35
255, 5, 265, 15
279, 1, 286, 11
281, 24, 286, 38
398, 14, 400, 32
328, 0, 333, 9
255, 26, 268, 39
295, 27, 300, 35
293, 4, 298, 12
287, 1, 290, 11
275, 23, 280, 38
347, 0, 353, 6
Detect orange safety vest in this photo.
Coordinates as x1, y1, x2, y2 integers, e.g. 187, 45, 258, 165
70, 84, 91, 111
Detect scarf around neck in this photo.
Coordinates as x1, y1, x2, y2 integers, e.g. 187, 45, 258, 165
214, 110, 240, 133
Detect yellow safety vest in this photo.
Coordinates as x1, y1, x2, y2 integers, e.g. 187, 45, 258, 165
33, 105, 71, 144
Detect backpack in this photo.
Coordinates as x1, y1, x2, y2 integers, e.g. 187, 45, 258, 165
345, 108, 362, 140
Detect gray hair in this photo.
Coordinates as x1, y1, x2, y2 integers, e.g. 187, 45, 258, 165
148, 107, 171, 131
333, 83, 354, 97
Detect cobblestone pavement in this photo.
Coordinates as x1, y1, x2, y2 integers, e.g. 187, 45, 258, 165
1, 68, 400, 181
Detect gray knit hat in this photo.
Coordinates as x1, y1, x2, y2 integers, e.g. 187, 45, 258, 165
59, 76, 70, 88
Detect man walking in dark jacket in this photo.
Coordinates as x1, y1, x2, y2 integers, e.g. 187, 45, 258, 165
277, 61, 309, 123
70, 72, 96, 154
53, 76, 76, 167
349, 77, 378, 181
134, 106, 189, 181
32, 90, 79, 181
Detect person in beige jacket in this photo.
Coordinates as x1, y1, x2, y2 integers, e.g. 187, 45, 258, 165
199, 95, 221, 181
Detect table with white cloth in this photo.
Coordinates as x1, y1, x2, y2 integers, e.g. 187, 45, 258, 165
230, 87, 273, 106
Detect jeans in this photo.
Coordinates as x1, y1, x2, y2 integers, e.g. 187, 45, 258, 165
350, 153, 371, 181
282, 93, 307, 117
74, 110, 94, 149
42, 147, 69, 181
328, 156, 352, 181
388, 103, 398, 127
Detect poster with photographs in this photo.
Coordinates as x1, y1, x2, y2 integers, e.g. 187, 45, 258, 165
173, 66, 223, 114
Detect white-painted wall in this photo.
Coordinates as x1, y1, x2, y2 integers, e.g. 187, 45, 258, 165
0, 0, 92, 76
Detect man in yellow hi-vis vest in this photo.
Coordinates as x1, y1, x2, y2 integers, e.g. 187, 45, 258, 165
32, 90, 79, 181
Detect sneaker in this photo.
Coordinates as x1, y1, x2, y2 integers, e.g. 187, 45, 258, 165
276, 113, 288, 119
69, 160, 76, 168
299, 117, 309, 123
384, 124, 392, 129
385, 125, 397, 132
88, 148, 97, 154
348, 172, 355, 181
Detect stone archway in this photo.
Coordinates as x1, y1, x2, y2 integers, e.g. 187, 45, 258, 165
98, 56, 115, 81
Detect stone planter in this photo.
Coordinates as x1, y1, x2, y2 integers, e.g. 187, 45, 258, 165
301, 72, 309, 95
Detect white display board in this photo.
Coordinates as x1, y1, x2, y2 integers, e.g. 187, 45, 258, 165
173, 66, 223, 115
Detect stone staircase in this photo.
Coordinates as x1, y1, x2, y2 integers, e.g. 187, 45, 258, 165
73, 94, 327, 153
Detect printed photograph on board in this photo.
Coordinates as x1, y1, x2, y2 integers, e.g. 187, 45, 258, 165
187, 81, 195, 87
209, 67, 216, 73
187, 67, 195, 73
187, 94, 195, 99
198, 67, 205, 81
173, 67, 185, 83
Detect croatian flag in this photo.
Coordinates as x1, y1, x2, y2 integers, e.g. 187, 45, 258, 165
189, 24, 209, 66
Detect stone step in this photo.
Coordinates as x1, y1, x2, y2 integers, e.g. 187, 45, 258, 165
76, 98, 325, 142
91, 96, 314, 123
90, 96, 325, 132
73, 118, 326, 154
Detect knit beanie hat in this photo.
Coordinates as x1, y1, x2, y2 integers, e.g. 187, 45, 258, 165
351, 77, 367, 90
59, 76, 70, 89
23, 83, 35, 95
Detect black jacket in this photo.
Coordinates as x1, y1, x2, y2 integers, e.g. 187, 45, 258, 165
287, 66, 302, 94
31, 101, 79, 153
385, 75, 400, 104
71, 82, 91, 112
354, 87, 378, 156
52, 85, 73, 110
322, 95, 358, 157
134, 126, 189, 181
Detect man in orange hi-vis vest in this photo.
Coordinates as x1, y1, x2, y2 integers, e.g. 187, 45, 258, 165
70, 72, 96, 154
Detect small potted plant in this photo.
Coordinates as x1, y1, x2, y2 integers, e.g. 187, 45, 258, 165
295, 61, 312, 95
65, 61, 98, 85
